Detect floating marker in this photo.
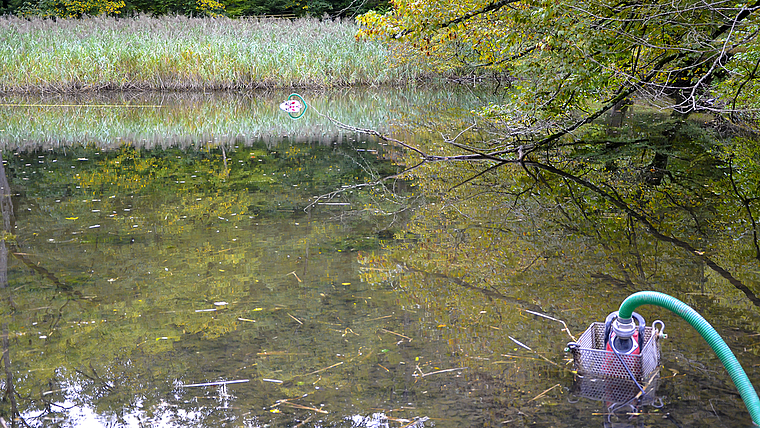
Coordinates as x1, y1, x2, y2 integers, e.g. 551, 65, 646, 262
279, 93, 308, 119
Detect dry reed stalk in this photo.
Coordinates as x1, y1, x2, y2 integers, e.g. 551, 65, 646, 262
380, 328, 412, 341
418, 367, 467, 377
287, 313, 303, 324
306, 361, 343, 375
527, 383, 561, 402
279, 402, 328, 414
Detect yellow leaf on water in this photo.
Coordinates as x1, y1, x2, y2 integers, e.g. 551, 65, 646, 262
66, 217, 79, 220
253, 308, 263, 311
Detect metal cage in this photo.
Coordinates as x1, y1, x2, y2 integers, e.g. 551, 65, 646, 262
571, 375, 661, 406
567, 321, 663, 382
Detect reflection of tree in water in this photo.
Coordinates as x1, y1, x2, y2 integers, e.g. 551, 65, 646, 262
360, 112, 760, 309
355, 109, 760, 426
0, 151, 18, 425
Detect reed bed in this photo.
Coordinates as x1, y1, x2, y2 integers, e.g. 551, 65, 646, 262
0, 15, 421, 93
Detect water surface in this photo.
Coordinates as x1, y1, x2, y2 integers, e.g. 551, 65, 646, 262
1, 87, 759, 427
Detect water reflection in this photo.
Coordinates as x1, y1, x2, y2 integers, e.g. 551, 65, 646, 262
1, 140, 432, 427
359, 103, 760, 426
570, 375, 663, 427
0, 86, 498, 150
1, 87, 759, 427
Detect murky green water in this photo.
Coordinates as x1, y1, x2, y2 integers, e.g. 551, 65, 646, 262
1, 87, 760, 427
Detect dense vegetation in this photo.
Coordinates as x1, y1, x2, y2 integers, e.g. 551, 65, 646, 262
0, 15, 421, 92
0, 0, 387, 18
359, 0, 760, 123
352, 0, 760, 313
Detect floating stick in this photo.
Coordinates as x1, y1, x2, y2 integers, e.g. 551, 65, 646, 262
523, 309, 577, 342
380, 328, 412, 341
419, 367, 467, 377
507, 338, 560, 367
288, 313, 303, 325
280, 402, 328, 414
306, 361, 343, 376
294, 414, 316, 427
182, 379, 249, 388
368, 315, 393, 321
528, 383, 561, 402
508, 336, 532, 351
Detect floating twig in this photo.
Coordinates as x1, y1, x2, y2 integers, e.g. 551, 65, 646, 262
288, 313, 303, 325
341, 327, 359, 337
380, 328, 412, 341
262, 378, 284, 383
523, 309, 577, 342
183, 379, 250, 388
368, 314, 393, 321
280, 402, 328, 414
289, 271, 302, 282
497, 353, 546, 363
528, 383, 561, 402
307, 361, 344, 376
258, 351, 306, 356
294, 414, 316, 427
507, 337, 560, 368
508, 336, 532, 351
419, 367, 467, 377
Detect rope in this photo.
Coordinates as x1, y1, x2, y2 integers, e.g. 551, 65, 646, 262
0, 103, 163, 108
611, 346, 647, 396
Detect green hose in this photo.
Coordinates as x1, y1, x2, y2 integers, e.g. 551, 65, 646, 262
618, 291, 760, 426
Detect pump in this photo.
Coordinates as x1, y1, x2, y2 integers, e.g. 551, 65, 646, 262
567, 291, 760, 426
603, 311, 645, 355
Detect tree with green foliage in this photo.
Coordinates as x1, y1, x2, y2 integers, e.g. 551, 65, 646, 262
17, 0, 125, 17
358, 0, 760, 136
9, 0, 387, 17
347, 0, 760, 342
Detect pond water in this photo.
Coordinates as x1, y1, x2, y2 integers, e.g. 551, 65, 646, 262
1, 87, 759, 427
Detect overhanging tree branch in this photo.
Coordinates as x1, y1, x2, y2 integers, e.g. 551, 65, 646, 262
395, 0, 522, 38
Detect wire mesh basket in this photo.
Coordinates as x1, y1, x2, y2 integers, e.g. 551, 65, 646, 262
567, 321, 664, 382
571, 374, 661, 406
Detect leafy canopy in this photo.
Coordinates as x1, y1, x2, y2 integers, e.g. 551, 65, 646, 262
359, 0, 760, 128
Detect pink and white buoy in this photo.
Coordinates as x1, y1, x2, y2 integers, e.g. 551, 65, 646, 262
280, 94, 308, 119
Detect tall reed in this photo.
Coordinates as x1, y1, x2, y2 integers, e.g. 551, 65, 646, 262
0, 15, 422, 92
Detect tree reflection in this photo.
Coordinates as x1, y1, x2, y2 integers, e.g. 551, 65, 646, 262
357, 107, 760, 425
0, 139, 440, 427
0, 151, 18, 427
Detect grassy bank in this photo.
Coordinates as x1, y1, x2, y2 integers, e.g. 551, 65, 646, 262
0, 15, 421, 93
